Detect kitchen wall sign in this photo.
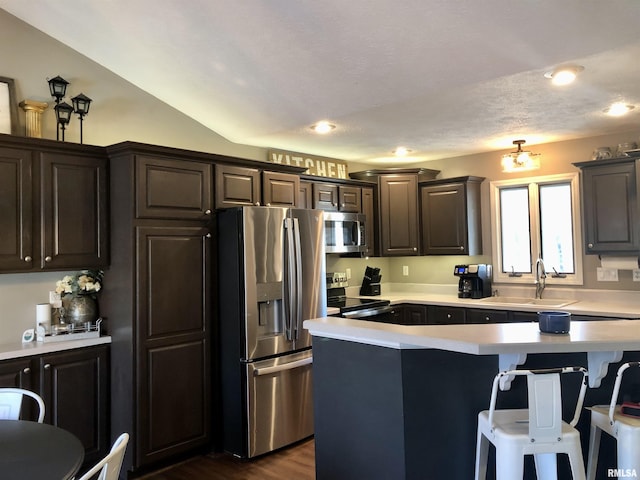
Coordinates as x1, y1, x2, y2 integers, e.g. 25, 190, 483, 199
268, 148, 348, 179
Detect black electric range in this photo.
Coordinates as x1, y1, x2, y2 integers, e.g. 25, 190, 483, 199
327, 296, 391, 314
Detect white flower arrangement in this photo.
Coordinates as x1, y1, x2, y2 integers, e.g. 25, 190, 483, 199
55, 270, 103, 297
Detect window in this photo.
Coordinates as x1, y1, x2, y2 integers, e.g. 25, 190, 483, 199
490, 173, 583, 285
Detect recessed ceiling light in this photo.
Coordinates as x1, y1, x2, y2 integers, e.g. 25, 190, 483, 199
604, 102, 635, 117
310, 121, 336, 134
393, 146, 412, 156
544, 65, 584, 86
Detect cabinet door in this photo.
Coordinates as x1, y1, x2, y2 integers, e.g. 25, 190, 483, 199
39, 346, 109, 468
313, 183, 339, 211
136, 225, 211, 467
361, 186, 376, 256
299, 181, 313, 209
379, 175, 419, 256
40, 152, 109, 269
582, 161, 640, 253
137, 155, 213, 220
262, 171, 299, 207
404, 304, 428, 325
421, 182, 468, 255
215, 164, 260, 208
509, 311, 539, 323
0, 358, 37, 420
338, 186, 362, 213
0, 147, 33, 271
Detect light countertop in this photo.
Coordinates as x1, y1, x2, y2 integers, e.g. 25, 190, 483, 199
304, 317, 640, 387
0, 336, 111, 361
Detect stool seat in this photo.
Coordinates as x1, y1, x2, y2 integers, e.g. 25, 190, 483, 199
587, 402, 640, 479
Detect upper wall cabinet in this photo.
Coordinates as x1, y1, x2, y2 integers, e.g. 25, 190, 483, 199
215, 164, 300, 208
137, 155, 213, 220
312, 183, 362, 212
0, 135, 108, 272
574, 157, 640, 254
350, 168, 440, 257
420, 176, 484, 255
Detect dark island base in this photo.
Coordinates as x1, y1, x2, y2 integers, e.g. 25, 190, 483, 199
311, 336, 640, 480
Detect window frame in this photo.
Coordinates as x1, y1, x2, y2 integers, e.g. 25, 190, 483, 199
489, 172, 583, 285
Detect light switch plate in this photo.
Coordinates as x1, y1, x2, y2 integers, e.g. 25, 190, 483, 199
596, 267, 619, 282
402, 265, 409, 276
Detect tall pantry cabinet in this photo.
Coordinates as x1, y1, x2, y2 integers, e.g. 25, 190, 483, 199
102, 142, 213, 476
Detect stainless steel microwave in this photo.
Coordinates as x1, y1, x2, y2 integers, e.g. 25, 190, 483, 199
324, 211, 367, 254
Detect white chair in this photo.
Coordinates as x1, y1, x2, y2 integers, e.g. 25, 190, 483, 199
77, 432, 129, 480
475, 367, 589, 480
586, 362, 640, 480
0, 387, 45, 423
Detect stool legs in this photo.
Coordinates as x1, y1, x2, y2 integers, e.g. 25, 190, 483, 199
495, 440, 524, 480
586, 423, 602, 480
474, 429, 489, 480
617, 424, 640, 473
534, 453, 558, 480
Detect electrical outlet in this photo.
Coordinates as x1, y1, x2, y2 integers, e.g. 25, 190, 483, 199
402, 265, 409, 276
49, 291, 61, 308
346, 268, 351, 280
596, 267, 619, 282
633, 269, 640, 282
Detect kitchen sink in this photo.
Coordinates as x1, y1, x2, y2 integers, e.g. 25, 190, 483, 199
479, 296, 576, 308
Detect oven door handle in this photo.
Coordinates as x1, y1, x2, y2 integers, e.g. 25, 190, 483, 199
342, 305, 395, 319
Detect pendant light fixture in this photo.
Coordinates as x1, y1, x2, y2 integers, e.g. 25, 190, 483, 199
501, 140, 541, 173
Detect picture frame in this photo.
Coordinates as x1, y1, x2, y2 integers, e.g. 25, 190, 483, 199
0, 76, 19, 135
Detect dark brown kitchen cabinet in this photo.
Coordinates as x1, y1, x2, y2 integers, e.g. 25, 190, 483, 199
38, 345, 110, 468
105, 142, 214, 476
574, 158, 640, 253
403, 304, 428, 325
312, 183, 361, 212
299, 180, 313, 209
135, 225, 211, 467
0, 146, 33, 271
0, 345, 110, 468
0, 137, 108, 273
350, 168, 439, 257
427, 305, 466, 324
420, 176, 484, 255
379, 174, 420, 256
0, 357, 34, 390
137, 155, 213, 220
361, 186, 376, 256
262, 170, 300, 206
465, 308, 509, 324
215, 164, 300, 208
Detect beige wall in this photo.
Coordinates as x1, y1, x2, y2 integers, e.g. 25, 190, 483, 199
1, 10, 639, 343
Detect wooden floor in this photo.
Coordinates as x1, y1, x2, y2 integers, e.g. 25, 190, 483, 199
138, 438, 315, 480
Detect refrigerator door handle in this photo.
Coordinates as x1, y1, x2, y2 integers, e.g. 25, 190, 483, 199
292, 217, 303, 340
283, 217, 295, 341
253, 356, 313, 376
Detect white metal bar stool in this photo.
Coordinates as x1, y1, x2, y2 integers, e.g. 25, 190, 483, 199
586, 361, 640, 480
475, 367, 588, 480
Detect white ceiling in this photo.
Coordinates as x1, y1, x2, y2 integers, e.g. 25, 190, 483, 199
3, 1, 640, 165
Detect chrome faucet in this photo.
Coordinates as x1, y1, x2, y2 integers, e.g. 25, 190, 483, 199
535, 256, 546, 299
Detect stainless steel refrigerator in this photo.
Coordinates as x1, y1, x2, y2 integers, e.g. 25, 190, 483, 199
217, 206, 326, 458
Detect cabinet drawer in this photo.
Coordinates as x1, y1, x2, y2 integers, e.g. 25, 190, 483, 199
466, 308, 509, 324
428, 305, 465, 324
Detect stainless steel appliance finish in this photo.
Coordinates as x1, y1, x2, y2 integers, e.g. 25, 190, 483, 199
323, 211, 367, 254
218, 206, 326, 458
326, 271, 393, 322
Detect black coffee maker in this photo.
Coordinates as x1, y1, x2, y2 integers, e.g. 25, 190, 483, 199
454, 264, 492, 299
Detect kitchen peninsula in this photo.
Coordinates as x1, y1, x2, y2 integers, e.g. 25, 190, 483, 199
304, 317, 640, 479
